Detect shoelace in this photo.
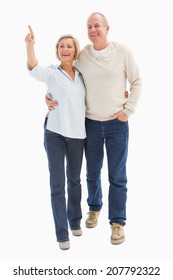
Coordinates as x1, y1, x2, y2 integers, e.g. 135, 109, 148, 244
88, 212, 97, 221
112, 224, 121, 236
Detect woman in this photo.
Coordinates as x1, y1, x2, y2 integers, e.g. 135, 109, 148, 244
25, 26, 86, 250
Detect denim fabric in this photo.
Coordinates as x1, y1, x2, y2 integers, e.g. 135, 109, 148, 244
85, 118, 129, 226
44, 119, 84, 242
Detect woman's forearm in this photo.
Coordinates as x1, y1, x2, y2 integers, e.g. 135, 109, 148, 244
26, 44, 38, 70
25, 25, 38, 70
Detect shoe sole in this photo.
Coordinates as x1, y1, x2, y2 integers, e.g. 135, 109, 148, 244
59, 246, 70, 250
111, 237, 125, 245
85, 222, 97, 228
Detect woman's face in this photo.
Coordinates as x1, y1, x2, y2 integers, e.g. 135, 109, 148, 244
58, 38, 76, 62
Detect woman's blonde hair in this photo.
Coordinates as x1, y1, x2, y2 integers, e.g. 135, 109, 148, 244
55, 34, 80, 60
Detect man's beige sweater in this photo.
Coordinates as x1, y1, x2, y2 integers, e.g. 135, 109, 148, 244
75, 42, 142, 121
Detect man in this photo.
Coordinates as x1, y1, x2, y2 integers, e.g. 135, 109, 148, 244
46, 12, 142, 244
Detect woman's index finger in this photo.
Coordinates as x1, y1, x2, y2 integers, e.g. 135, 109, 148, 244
28, 25, 34, 36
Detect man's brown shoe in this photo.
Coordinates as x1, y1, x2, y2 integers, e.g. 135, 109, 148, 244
85, 211, 100, 228
111, 223, 125, 244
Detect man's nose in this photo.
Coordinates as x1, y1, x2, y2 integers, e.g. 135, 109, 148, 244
90, 27, 96, 32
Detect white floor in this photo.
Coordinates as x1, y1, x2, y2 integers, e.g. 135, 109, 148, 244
1, 143, 172, 261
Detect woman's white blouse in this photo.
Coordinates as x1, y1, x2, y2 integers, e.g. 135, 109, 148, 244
29, 64, 86, 139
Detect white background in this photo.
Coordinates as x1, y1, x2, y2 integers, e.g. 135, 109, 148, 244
0, 0, 173, 273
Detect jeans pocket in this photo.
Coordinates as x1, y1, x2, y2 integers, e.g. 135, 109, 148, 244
116, 118, 128, 124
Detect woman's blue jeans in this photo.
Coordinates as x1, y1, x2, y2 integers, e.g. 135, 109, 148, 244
85, 118, 129, 226
44, 121, 84, 242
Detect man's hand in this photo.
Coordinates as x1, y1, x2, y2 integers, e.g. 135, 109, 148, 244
45, 93, 58, 110
111, 110, 128, 122
110, 90, 129, 121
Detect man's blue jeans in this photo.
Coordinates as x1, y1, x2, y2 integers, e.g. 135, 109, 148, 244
44, 121, 84, 242
85, 118, 129, 226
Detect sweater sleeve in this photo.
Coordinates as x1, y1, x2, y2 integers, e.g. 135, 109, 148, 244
123, 48, 142, 117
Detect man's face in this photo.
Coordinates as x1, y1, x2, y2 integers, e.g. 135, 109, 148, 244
87, 14, 109, 44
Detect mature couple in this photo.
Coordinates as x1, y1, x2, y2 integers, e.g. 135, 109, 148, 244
25, 12, 142, 250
